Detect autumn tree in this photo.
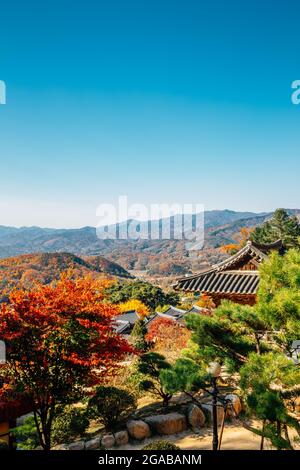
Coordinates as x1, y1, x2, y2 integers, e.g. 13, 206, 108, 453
0, 275, 133, 450
221, 227, 254, 255
118, 299, 150, 319
146, 317, 190, 361
195, 293, 216, 310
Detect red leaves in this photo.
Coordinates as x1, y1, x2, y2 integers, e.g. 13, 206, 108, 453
0, 275, 134, 406
146, 316, 190, 352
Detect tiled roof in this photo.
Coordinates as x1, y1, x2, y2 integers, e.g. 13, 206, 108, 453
152, 305, 210, 325
173, 240, 282, 294
114, 310, 140, 325
162, 306, 187, 318
176, 270, 259, 294
113, 310, 155, 334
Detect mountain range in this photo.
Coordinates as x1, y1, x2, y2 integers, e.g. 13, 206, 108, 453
0, 252, 131, 292
0, 209, 299, 283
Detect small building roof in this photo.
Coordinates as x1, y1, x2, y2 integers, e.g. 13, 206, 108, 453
161, 306, 187, 319
114, 310, 140, 325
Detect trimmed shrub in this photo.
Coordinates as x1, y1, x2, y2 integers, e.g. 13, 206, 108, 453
88, 386, 137, 430
12, 416, 40, 450
137, 352, 172, 406
142, 440, 180, 450
51, 407, 89, 445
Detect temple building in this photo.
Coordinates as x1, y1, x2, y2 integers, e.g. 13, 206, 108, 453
174, 240, 284, 306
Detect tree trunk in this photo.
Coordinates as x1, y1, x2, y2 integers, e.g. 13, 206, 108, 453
162, 395, 169, 407
283, 424, 293, 450
260, 420, 266, 450
38, 404, 55, 451
255, 334, 261, 355
33, 409, 46, 450
276, 421, 282, 450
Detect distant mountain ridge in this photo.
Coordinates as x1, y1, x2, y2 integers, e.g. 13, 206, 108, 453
0, 210, 267, 257
0, 209, 299, 278
0, 252, 131, 292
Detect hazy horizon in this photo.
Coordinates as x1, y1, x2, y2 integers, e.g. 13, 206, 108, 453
0, 207, 298, 230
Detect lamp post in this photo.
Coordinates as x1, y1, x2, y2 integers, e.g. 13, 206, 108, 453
207, 362, 222, 451
291, 340, 300, 365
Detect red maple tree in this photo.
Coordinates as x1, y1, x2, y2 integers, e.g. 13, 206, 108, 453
146, 317, 190, 360
0, 275, 133, 450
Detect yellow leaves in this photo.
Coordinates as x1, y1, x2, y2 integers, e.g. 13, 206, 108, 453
118, 299, 150, 319
195, 293, 216, 309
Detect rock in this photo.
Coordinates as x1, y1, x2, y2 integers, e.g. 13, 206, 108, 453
85, 436, 101, 450
187, 404, 206, 429
51, 444, 69, 450
202, 403, 224, 427
115, 430, 129, 446
16, 412, 33, 426
225, 394, 243, 417
101, 434, 115, 449
67, 440, 85, 450
127, 420, 151, 440
295, 397, 300, 414
144, 413, 187, 435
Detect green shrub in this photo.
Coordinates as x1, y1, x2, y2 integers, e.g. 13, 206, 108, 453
51, 407, 89, 445
142, 440, 180, 450
105, 280, 179, 311
12, 416, 40, 450
88, 386, 137, 430
0, 440, 9, 451
12, 407, 90, 449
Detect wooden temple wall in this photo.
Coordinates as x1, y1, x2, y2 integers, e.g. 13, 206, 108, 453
207, 293, 257, 307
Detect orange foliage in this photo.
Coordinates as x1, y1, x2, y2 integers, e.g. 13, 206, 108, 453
195, 293, 216, 310
146, 317, 190, 359
0, 274, 135, 449
220, 227, 254, 254
0, 275, 134, 400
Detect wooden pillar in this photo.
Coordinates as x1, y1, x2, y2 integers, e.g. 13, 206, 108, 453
0, 420, 10, 446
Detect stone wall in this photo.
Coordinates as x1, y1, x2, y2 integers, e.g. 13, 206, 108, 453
52, 395, 242, 450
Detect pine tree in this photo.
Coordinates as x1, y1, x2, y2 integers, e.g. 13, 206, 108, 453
240, 353, 300, 449
251, 208, 300, 248
130, 319, 149, 351
137, 352, 173, 406
160, 247, 300, 449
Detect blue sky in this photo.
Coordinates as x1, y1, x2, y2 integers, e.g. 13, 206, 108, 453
0, 0, 299, 227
